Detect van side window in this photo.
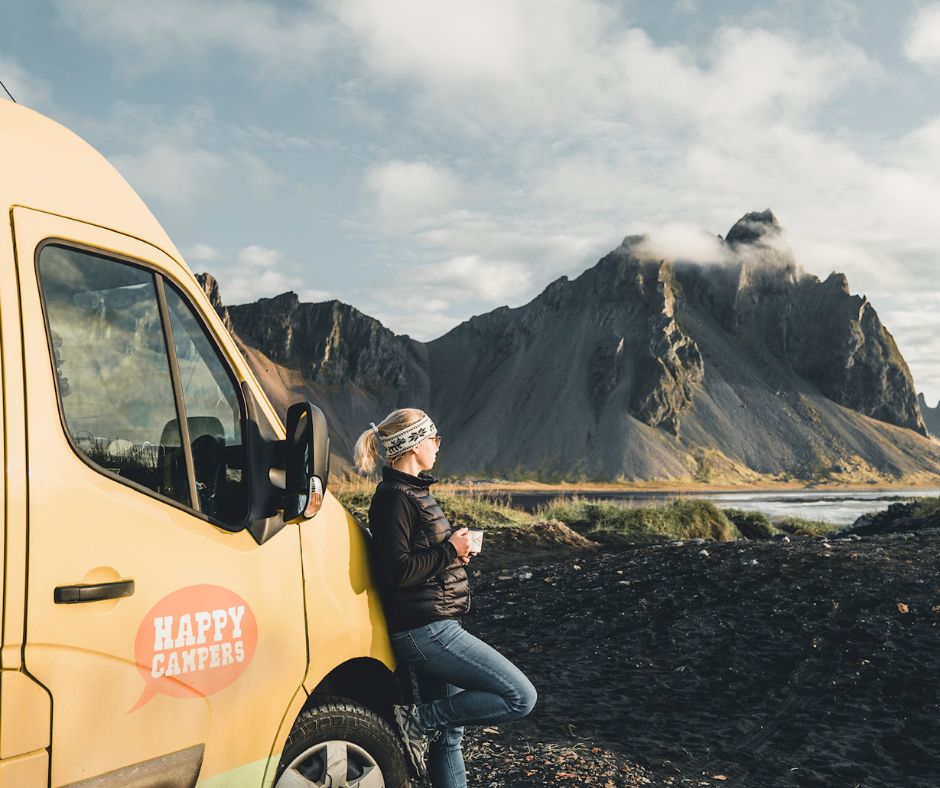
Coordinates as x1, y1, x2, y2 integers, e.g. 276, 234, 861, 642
163, 283, 248, 525
37, 245, 190, 507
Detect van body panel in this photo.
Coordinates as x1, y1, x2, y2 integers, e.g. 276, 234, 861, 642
0, 209, 26, 672
0, 670, 50, 758
301, 497, 396, 693
0, 748, 48, 786
13, 209, 308, 785
0, 212, 7, 657
196, 755, 274, 788
257, 684, 308, 788
59, 744, 203, 788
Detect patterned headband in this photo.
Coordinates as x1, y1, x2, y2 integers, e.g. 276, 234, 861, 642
379, 414, 437, 459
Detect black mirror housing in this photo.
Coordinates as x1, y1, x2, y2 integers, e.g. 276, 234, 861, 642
283, 401, 330, 522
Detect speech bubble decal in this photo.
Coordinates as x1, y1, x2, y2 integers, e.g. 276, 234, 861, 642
130, 584, 258, 712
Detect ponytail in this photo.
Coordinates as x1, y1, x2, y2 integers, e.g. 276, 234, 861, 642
353, 428, 383, 475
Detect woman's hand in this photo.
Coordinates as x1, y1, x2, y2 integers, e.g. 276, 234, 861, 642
449, 527, 472, 563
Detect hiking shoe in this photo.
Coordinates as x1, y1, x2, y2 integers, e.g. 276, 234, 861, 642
393, 704, 429, 778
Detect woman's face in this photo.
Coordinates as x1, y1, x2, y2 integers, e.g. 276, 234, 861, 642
414, 433, 441, 471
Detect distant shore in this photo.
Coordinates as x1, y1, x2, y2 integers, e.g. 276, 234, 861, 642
335, 474, 940, 531
441, 477, 940, 494
435, 479, 940, 527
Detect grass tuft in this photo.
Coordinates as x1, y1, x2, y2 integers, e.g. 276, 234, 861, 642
723, 508, 781, 539
773, 516, 834, 537
537, 496, 740, 543
909, 496, 940, 519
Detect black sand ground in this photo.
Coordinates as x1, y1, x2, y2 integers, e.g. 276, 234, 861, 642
445, 530, 940, 787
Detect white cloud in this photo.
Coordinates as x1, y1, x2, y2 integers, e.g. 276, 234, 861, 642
111, 143, 229, 206
371, 309, 462, 342
331, 85, 387, 134
340, 0, 555, 102
364, 160, 460, 226
201, 251, 331, 307
418, 255, 532, 302
879, 292, 940, 405
904, 4, 940, 69
359, 237, 543, 340
93, 103, 225, 207
238, 244, 282, 267
299, 288, 332, 303
186, 243, 220, 262
414, 218, 610, 277
341, 0, 632, 127
90, 102, 284, 216
341, 1, 867, 131
224, 269, 298, 303
369, 241, 581, 339
532, 154, 641, 211
341, 4, 895, 340
893, 115, 940, 181
700, 28, 866, 122
54, 0, 336, 75
633, 225, 733, 264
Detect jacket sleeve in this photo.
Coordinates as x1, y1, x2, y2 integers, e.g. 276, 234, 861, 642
370, 490, 458, 589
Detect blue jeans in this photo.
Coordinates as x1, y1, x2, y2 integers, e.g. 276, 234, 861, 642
390, 619, 537, 788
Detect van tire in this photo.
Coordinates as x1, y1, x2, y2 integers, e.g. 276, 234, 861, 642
274, 698, 411, 788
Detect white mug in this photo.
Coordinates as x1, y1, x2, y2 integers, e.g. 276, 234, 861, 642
467, 529, 484, 554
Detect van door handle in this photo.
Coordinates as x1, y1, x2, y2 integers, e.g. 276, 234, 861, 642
54, 580, 135, 604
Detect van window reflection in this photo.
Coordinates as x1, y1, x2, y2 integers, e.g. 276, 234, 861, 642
164, 283, 248, 524
37, 245, 189, 506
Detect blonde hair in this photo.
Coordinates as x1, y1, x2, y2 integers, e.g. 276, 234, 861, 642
354, 407, 427, 475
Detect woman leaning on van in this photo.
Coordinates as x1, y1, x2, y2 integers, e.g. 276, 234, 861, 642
354, 409, 537, 787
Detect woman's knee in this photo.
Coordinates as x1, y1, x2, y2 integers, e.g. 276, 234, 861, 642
507, 674, 538, 718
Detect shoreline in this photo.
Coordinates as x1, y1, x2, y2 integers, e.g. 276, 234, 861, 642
439, 478, 940, 495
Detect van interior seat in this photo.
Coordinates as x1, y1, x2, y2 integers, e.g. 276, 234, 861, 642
160, 416, 227, 515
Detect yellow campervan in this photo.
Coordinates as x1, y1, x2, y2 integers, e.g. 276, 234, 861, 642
0, 101, 410, 787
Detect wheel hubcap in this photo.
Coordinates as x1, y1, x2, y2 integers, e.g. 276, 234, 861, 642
276, 740, 385, 788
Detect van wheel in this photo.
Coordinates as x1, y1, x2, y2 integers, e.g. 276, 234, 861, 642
274, 699, 411, 788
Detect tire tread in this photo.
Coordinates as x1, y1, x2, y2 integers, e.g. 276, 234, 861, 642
276, 696, 411, 787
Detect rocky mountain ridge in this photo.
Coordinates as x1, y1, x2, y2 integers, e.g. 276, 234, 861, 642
918, 393, 940, 438
198, 210, 940, 482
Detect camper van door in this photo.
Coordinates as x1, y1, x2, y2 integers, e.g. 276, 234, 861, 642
13, 208, 307, 787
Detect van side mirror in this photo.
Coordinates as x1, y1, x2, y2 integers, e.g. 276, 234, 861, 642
283, 402, 330, 522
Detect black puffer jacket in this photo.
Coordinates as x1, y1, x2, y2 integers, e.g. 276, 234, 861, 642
368, 466, 471, 632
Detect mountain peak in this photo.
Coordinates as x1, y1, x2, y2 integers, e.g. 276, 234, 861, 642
726, 209, 781, 247
195, 272, 221, 307
822, 272, 851, 294
195, 272, 233, 331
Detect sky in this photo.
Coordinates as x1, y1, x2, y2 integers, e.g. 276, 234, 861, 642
3, 0, 940, 403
